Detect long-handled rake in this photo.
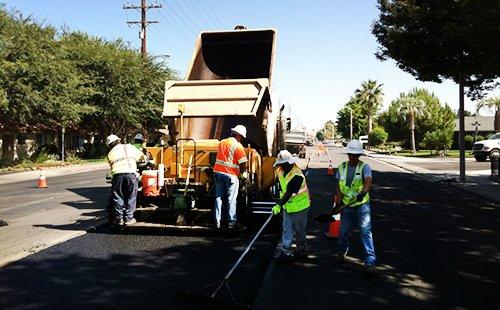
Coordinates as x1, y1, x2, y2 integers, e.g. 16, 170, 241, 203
176, 212, 275, 309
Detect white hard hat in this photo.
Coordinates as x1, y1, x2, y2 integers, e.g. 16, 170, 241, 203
106, 134, 120, 147
134, 133, 144, 141
231, 125, 247, 138
273, 150, 298, 167
345, 140, 364, 155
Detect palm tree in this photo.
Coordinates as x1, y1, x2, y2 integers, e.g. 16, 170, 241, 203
396, 94, 427, 154
476, 96, 500, 133
354, 79, 384, 135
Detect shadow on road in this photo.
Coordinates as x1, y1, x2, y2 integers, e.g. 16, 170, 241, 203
0, 225, 278, 309
258, 167, 499, 309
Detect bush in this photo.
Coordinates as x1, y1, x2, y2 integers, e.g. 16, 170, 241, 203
464, 135, 474, 149
476, 134, 484, 142
420, 129, 453, 155
369, 127, 388, 146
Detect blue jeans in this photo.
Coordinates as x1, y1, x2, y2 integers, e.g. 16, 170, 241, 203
214, 172, 239, 225
112, 173, 138, 221
337, 203, 376, 266
281, 208, 308, 255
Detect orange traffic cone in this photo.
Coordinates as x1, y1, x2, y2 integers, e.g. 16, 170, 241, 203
325, 195, 341, 238
326, 164, 334, 176
324, 214, 341, 238
37, 169, 48, 188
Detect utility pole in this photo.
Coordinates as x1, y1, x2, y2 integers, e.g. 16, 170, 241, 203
124, 0, 162, 59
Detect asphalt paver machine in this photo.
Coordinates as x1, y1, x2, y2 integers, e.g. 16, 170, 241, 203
132, 27, 283, 230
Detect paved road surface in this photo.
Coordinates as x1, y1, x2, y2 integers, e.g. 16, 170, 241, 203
256, 146, 500, 309
1, 147, 498, 309
0, 170, 109, 266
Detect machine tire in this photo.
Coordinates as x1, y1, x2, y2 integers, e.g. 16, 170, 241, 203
489, 149, 500, 160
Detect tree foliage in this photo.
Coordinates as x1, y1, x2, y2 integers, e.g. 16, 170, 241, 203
378, 88, 455, 148
354, 79, 384, 134
0, 8, 178, 160
336, 98, 367, 140
476, 96, 500, 132
368, 126, 388, 147
372, 0, 500, 100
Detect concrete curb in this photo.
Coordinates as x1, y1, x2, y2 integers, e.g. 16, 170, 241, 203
365, 153, 500, 204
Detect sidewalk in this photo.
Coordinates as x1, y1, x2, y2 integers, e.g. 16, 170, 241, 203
365, 151, 500, 203
0, 162, 109, 185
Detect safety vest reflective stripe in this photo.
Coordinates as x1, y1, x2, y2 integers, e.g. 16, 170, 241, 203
338, 161, 370, 207
108, 144, 141, 175
215, 159, 239, 169
213, 137, 247, 176
277, 165, 310, 213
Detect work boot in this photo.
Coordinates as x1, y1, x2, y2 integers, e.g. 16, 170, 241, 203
124, 218, 137, 226
276, 251, 294, 264
364, 264, 377, 276
294, 250, 308, 260
114, 217, 124, 226
335, 252, 347, 263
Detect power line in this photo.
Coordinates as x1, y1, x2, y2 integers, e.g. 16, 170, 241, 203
184, 0, 212, 29
203, 0, 225, 29
149, 29, 190, 68
171, 0, 201, 33
123, 0, 162, 59
162, 1, 197, 36
156, 8, 194, 49
194, 0, 219, 29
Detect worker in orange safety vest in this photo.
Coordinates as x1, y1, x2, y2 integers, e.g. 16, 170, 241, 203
213, 125, 248, 229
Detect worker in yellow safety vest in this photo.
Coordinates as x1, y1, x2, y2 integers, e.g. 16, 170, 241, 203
334, 139, 376, 274
213, 125, 248, 229
272, 150, 311, 262
106, 134, 146, 227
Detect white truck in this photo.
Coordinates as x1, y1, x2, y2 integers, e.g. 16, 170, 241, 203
284, 129, 307, 158
472, 133, 500, 161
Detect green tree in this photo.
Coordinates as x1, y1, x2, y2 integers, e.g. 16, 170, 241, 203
336, 99, 367, 140
354, 79, 384, 134
316, 131, 325, 141
476, 96, 500, 132
369, 126, 388, 147
396, 94, 427, 154
420, 129, 453, 155
372, 0, 500, 181
323, 120, 335, 140
378, 88, 455, 149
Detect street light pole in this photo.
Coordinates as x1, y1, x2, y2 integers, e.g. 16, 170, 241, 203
346, 106, 353, 140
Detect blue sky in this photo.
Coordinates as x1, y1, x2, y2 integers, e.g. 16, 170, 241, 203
3, 0, 494, 130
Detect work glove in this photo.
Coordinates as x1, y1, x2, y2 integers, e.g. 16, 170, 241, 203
356, 192, 366, 202
272, 205, 281, 215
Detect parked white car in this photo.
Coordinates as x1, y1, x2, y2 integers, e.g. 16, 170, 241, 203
472, 133, 500, 161
359, 135, 368, 148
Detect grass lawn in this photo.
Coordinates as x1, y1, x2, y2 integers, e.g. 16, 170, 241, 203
389, 150, 473, 158
0, 157, 107, 173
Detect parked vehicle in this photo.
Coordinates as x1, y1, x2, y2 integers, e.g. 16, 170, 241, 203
284, 129, 307, 158
472, 133, 500, 161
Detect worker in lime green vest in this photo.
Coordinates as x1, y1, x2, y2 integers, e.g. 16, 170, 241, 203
132, 133, 145, 150
272, 150, 311, 262
335, 139, 376, 274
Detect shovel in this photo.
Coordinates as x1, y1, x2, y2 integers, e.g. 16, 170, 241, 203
314, 200, 351, 223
